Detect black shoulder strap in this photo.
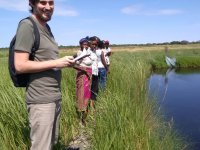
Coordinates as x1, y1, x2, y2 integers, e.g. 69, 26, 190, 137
46, 23, 54, 38
26, 17, 40, 60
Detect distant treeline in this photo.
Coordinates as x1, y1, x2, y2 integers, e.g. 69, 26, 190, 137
59, 40, 200, 50
108, 40, 200, 47
1, 40, 200, 50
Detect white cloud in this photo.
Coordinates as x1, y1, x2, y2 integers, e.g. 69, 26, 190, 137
0, 0, 79, 16
54, 3, 79, 17
121, 5, 142, 15
121, 5, 183, 16
157, 9, 182, 15
0, 0, 28, 12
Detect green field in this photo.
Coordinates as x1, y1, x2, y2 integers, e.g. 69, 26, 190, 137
1, 44, 199, 149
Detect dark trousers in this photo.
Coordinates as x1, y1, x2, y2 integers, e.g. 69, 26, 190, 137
91, 75, 99, 100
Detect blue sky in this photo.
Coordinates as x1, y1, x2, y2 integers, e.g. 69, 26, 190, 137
0, 0, 200, 47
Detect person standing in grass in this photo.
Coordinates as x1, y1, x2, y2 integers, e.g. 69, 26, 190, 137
14, 0, 75, 149
96, 40, 108, 90
86, 36, 99, 110
103, 40, 112, 73
73, 38, 93, 126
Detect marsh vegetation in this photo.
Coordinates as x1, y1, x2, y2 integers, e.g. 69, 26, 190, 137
1, 44, 199, 149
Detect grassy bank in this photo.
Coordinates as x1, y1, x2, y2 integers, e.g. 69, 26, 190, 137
0, 46, 190, 149
139, 44, 200, 69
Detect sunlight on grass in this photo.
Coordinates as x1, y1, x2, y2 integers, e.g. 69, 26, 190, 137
0, 45, 193, 149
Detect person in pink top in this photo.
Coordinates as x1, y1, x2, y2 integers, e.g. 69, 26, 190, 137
73, 37, 93, 126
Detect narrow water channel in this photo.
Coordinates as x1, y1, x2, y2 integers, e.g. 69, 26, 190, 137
148, 68, 200, 150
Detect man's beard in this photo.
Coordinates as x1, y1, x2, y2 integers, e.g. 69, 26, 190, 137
35, 9, 53, 22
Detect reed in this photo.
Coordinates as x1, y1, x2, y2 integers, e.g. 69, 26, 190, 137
0, 49, 187, 150
0, 57, 29, 150
87, 51, 185, 150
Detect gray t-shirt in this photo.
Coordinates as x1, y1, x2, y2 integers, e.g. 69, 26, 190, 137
14, 16, 61, 104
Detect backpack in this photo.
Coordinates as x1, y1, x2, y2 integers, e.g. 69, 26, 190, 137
8, 17, 40, 87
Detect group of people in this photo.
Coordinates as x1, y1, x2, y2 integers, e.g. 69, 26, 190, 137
73, 36, 112, 126
12, 0, 111, 149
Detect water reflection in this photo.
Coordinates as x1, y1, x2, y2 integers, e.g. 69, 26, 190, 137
148, 69, 200, 149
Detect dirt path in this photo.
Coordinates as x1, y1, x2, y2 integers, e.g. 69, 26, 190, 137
67, 134, 90, 150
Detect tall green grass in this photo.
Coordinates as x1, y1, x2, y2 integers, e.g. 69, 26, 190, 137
0, 57, 29, 149
88, 52, 186, 150
0, 49, 186, 149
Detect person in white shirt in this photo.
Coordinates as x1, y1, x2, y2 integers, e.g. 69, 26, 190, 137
104, 40, 112, 73
96, 40, 108, 90
88, 36, 99, 109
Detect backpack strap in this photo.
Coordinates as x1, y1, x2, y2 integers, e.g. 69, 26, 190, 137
26, 17, 40, 60
46, 23, 54, 38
